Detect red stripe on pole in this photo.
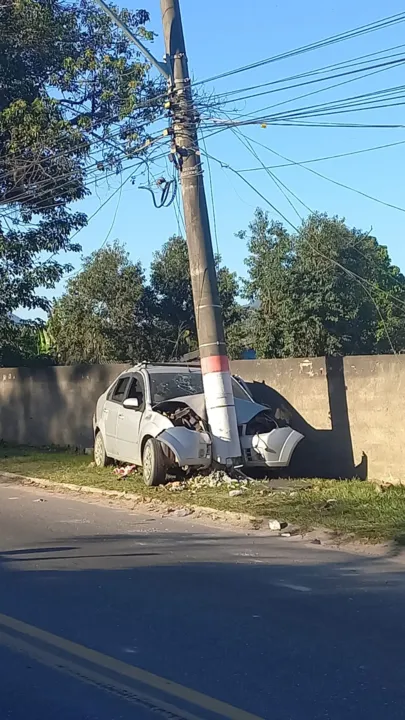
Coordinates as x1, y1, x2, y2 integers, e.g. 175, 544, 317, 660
201, 355, 230, 374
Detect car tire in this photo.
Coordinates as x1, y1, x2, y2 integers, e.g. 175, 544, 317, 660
94, 432, 111, 468
142, 438, 167, 486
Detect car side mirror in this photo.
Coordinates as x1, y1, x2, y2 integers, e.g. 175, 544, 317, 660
123, 397, 140, 410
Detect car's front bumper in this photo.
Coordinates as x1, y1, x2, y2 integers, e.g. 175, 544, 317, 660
157, 427, 212, 469
240, 427, 303, 467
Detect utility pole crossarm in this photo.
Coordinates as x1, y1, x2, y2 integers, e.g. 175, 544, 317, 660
93, 0, 170, 79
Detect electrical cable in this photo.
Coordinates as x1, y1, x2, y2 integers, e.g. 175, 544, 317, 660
0, 115, 168, 194
231, 128, 308, 221
215, 56, 405, 109
232, 60, 405, 126
61, 167, 140, 280
209, 44, 405, 102
138, 176, 177, 208
0, 134, 168, 212
231, 128, 405, 306
97, 174, 124, 252
200, 146, 405, 316
196, 11, 405, 86
206, 149, 400, 351
242, 135, 405, 214
201, 133, 219, 256
246, 82, 405, 124
201, 113, 405, 130
237, 139, 405, 171
0, 93, 168, 184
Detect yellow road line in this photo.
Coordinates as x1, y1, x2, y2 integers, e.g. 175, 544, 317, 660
0, 612, 264, 720
0, 629, 203, 720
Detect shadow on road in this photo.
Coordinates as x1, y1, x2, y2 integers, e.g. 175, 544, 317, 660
1, 530, 405, 718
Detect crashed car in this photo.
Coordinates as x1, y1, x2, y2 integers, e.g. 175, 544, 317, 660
93, 363, 303, 486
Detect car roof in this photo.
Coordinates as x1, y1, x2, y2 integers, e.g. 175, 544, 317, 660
128, 363, 202, 375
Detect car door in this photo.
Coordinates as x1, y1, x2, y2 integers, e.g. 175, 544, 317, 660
103, 376, 130, 458
115, 373, 145, 464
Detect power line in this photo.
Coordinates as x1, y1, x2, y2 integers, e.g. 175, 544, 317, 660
200, 146, 405, 317
201, 134, 219, 256
0, 134, 168, 213
202, 114, 405, 130
231, 128, 309, 221
202, 82, 405, 128
237, 139, 405, 171
97, 175, 124, 252
233, 129, 405, 306
204, 152, 398, 352
214, 55, 405, 109
0, 118, 168, 198
209, 44, 405, 102
61, 167, 140, 280
196, 11, 405, 85
203, 149, 300, 232
232, 59, 405, 126
0, 94, 168, 184
38, 146, 169, 267
245, 82, 405, 125
264, 120, 405, 128
243, 135, 405, 214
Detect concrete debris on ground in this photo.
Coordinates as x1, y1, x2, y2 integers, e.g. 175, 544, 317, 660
164, 469, 252, 493
268, 519, 282, 531
113, 464, 137, 478
166, 481, 184, 492
167, 507, 194, 517
228, 489, 244, 497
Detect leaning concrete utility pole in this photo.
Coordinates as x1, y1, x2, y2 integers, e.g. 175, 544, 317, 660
93, 0, 241, 465
160, 0, 241, 466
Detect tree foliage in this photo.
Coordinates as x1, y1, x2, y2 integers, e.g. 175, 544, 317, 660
0, 0, 160, 346
0, 319, 55, 367
242, 209, 405, 357
49, 242, 157, 364
48, 236, 244, 366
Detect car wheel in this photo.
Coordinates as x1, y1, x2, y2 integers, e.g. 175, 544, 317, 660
94, 432, 111, 468
142, 438, 167, 486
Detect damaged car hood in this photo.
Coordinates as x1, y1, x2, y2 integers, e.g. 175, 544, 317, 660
153, 394, 269, 425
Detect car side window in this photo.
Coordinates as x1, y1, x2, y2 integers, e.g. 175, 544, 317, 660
110, 377, 130, 404
127, 373, 145, 409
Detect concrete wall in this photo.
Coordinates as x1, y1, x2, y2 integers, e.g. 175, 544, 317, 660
0, 364, 128, 449
232, 356, 405, 483
0, 356, 403, 482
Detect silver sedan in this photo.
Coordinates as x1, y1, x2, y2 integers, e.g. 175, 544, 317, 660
93, 363, 303, 486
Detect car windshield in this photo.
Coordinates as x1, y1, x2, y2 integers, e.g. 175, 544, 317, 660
150, 372, 203, 404
150, 371, 250, 404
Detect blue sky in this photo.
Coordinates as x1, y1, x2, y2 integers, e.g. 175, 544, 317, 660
21, 0, 405, 317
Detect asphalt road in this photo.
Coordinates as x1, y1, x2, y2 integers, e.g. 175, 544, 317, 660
1, 480, 405, 720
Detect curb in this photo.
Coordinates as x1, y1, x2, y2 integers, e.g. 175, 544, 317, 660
0, 471, 263, 530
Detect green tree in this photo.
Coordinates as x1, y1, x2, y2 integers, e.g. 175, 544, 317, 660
0, 319, 55, 367
49, 242, 157, 364
150, 235, 244, 359
239, 209, 292, 358
0, 0, 160, 352
243, 209, 405, 357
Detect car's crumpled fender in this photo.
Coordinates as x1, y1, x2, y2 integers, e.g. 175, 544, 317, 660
250, 427, 303, 467
141, 413, 173, 439
157, 427, 212, 468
